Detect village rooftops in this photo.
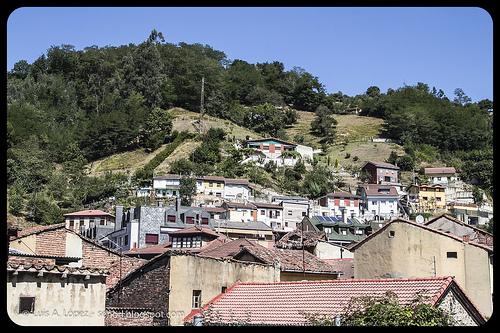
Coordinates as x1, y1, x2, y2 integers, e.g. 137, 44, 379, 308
13, 222, 66, 239
424, 167, 457, 175
63, 209, 115, 217
359, 184, 399, 197
184, 276, 485, 325
222, 202, 257, 210
322, 258, 354, 279
7, 261, 109, 277
198, 238, 259, 258
362, 160, 400, 170
224, 178, 250, 185
310, 216, 368, 228
275, 230, 327, 249
204, 207, 227, 213
214, 220, 272, 231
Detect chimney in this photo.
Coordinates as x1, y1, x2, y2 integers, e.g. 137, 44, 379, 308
463, 235, 470, 243
341, 208, 347, 224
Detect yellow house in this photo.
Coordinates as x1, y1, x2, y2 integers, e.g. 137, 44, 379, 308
409, 184, 446, 213
198, 176, 225, 197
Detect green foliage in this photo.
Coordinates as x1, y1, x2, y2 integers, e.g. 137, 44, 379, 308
26, 192, 63, 225
306, 292, 456, 326
477, 218, 493, 234
301, 164, 337, 199
169, 158, 195, 176
311, 104, 337, 143
140, 107, 173, 151
8, 186, 25, 216
179, 177, 197, 206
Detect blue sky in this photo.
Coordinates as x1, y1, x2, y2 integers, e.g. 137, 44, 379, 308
7, 7, 492, 101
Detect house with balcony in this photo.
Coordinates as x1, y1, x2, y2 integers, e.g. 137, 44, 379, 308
271, 196, 310, 231
241, 137, 314, 167
64, 209, 115, 241
361, 161, 405, 194
357, 184, 400, 221
408, 184, 447, 213
254, 202, 284, 230
153, 175, 181, 199
220, 202, 257, 223
316, 191, 361, 219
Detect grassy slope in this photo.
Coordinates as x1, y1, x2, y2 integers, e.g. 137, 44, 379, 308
85, 108, 263, 176
285, 111, 406, 168
154, 139, 202, 175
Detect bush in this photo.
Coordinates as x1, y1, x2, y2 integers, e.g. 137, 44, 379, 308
353, 156, 359, 162
345, 153, 351, 159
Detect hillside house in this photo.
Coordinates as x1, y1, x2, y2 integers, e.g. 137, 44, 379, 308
308, 216, 371, 246
220, 202, 257, 222
351, 218, 493, 318
153, 174, 181, 198
424, 167, 459, 185
254, 202, 284, 230
357, 184, 400, 221
361, 161, 399, 184
447, 202, 493, 226
184, 277, 485, 326
408, 184, 447, 213
271, 196, 310, 231
241, 137, 313, 167
316, 191, 361, 219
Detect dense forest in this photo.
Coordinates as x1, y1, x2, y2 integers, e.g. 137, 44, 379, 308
7, 30, 493, 225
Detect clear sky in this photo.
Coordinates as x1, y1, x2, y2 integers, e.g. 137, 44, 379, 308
7, 7, 493, 101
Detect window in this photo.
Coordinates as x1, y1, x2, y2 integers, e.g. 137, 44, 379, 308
201, 217, 209, 225
447, 252, 458, 259
209, 182, 214, 187
372, 201, 377, 205
69, 220, 74, 228
302, 212, 307, 217
437, 177, 442, 181
341, 229, 347, 235
324, 227, 332, 234
89, 218, 95, 226
19, 297, 35, 314
186, 216, 194, 224
436, 197, 442, 201
288, 210, 293, 216
384, 176, 391, 182
221, 286, 227, 293
261, 210, 266, 215
389, 231, 395, 238
355, 229, 364, 235
193, 236, 202, 248
172, 237, 181, 248
276, 211, 280, 217
173, 191, 177, 196
217, 183, 221, 187
167, 215, 176, 222
285, 222, 289, 227
145, 233, 159, 244
124, 235, 129, 246
423, 196, 428, 200
192, 290, 202, 308
216, 192, 222, 197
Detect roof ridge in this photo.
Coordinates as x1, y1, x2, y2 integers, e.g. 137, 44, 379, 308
235, 276, 454, 286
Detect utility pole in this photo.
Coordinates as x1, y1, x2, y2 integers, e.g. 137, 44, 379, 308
199, 76, 205, 134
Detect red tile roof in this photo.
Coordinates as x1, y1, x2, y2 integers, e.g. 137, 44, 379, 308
168, 225, 220, 238
204, 207, 227, 213
185, 277, 462, 325
63, 209, 114, 217
123, 242, 172, 255
363, 161, 400, 170
15, 223, 66, 239
223, 202, 257, 210
253, 202, 283, 209
198, 238, 259, 258
275, 230, 327, 249
424, 167, 457, 175
325, 191, 360, 199
225, 178, 250, 185
359, 184, 399, 197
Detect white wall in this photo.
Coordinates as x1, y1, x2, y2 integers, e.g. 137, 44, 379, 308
224, 184, 250, 200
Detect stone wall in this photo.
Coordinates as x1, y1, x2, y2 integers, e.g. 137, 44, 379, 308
104, 308, 157, 326
106, 255, 171, 325
438, 290, 477, 326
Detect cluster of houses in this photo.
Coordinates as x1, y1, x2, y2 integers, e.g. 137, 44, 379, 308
6, 149, 493, 326
7, 210, 492, 326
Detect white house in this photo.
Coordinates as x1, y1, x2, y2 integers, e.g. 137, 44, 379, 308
316, 191, 361, 219
153, 175, 181, 198
357, 184, 400, 222
254, 202, 284, 230
241, 137, 314, 167
223, 178, 251, 200
424, 167, 460, 185
272, 196, 310, 231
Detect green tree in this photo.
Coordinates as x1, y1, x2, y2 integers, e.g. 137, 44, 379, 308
179, 177, 197, 206
140, 107, 173, 151
311, 104, 337, 143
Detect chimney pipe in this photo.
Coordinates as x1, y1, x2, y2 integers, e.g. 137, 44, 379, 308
341, 208, 347, 224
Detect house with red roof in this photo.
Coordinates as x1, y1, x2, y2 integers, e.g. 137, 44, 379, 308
183, 276, 485, 326
316, 191, 361, 220
357, 184, 401, 221
350, 218, 493, 319
424, 167, 459, 185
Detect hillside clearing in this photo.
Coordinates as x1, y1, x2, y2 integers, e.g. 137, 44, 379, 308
154, 139, 202, 175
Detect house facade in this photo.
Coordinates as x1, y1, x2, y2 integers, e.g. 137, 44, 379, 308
153, 175, 181, 198
357, 185, 400, 221
361, 161, 400, 184
7, 260, 107, 326
106, 251, 279, 326
254, 202, 283, 230
424, 167, 459, 185
271, 196, 310, 231
309, 216, 371, 246
220, 202, 257, 223
64, 209, 115, 240
109, 203, 213, 251
316, 191, 361, 219
408, 184, 447, 213
351, 219, 493, 319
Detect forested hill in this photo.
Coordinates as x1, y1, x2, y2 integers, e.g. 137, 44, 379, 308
7, 29, 493, 226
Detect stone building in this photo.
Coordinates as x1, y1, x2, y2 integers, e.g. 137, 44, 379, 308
106, 251, 279, 326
